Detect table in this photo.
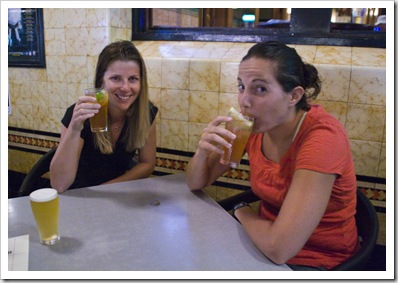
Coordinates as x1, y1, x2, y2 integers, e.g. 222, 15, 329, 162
8, 173, 291, 272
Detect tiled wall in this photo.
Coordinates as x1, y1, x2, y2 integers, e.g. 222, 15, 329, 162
8, 9, 386, 244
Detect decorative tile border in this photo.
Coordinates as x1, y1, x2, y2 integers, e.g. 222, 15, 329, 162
8, 127, 386, 213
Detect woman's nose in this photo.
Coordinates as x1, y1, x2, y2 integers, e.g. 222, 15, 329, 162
120, 80, 130, 91
239, 90, 251, 108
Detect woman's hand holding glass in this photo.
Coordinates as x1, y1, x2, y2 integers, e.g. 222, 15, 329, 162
197, 116, 236, 157
70, 96, 101, 132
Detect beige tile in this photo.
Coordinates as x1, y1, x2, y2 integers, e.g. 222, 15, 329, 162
163, 41, 205, 58
222, 42, 254, 62
48, 82, 68, 109
315, 64, 350, 102
295, 45, 317, 63
139, 41, 178, 58
378, 143, 386, 178
46, 56, 67, 83
352, 47, 386, 67
87, 27, 109, 57
45, 29, 66, 56
64, 9, 86, 28
219, 93, 240, 116
190, 59, 220, 92
109, 27, 129, 42
66, 83, 88, 106
148, 87, 161, 110
345, 104, 385, 142
192, 42, 234, 59
160, 89, 189, 121
350, 140, 381, 177
348, 66, 386, 105
110, 9, 131, 28
314, 46, 352, 65
48, 107, 66, 133
315, 101, 347, 127
160, 119, 188, 151
188, 122, 207, 153
30, 69, 48, 82
66, 56, 88, 84
65, 27, 88, 56
31, 81, 49, 108
85, 8, 109, 28
189, 91, 219, 123
44, 9, 65, 29
144, 57, 162, 88
220, 61, 239, 93
161, 58, 190, 90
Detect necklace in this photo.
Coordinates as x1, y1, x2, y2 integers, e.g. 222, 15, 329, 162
291, 111, 307, 142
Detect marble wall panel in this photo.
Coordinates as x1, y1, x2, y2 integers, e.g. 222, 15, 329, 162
44, 9, 65, 29
188, 122, 207, 153
220, 61, 239, 93
65, 27, 88, 56
189, 91, 219, 123
315, 100, 348, 126
349, 66, 386, 105
189, 59, 220, 92
145, 58, 162, 88
352, 47, 386, 67
45, 29, 66, 56
314, 46, 352, 65
86, 8, 109, 27
219, 93, 240, 116
65, 56, 88, 84
160, 119, 188, 151
294, 45, 317, 63
161, 58, 190, 90
64, 9, 86, 28
350, 140, 382, 177
346, 104, 385, 142
46, 56, 67, 83
316, 64, 350, 102
160, 89, 189, 121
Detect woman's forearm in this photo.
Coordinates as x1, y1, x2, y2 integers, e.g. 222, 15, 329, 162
50, 128, 83, 193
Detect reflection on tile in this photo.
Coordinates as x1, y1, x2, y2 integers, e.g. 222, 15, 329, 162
161, 58, 190, 90
160, 120, 188, 151
190, 59, 220, 92
163, 41, 205, 58
352, 47, 386, 67
189, 91, 219, 123
86, 8, 109, 27
314, 46, 352, 65
160, 89, 189, 121
192, 42, 234, 59
350, 140, 381, 177
220, 61, 239, 93
316, 64, 350, 102
87, 27, 109, 56
348, 66, 386, 105
346, 104, 385, 142
139, 41, 178, 58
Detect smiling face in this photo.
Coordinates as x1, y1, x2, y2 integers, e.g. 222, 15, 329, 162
102, 60, 141, 113
237, 57, 298, 134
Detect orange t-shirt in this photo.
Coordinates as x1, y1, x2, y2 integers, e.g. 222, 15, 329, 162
246, 105, 358, 269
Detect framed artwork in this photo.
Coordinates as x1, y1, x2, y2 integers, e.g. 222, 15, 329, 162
8, 8, 46, 68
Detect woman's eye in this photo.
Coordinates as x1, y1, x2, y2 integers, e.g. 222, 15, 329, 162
129, 76, 140, 82
237, 84, 244, 92
257, 86, 267, 92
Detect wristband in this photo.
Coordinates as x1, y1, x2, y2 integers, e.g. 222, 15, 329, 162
232, 201, 250, 216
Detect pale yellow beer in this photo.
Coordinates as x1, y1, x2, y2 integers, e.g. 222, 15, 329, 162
30, 188, 60, 245
220, 107, 254, 168
85, 88, 109, 132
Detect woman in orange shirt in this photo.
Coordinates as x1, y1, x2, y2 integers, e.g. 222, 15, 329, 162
186, 41, 358, 270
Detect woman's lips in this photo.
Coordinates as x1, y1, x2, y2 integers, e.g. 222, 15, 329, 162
115, 93, 133, 101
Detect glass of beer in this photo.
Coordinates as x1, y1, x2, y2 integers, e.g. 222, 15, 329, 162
29, 188, 60, 245
220, 107, 254, 168
85, 88, 109, 132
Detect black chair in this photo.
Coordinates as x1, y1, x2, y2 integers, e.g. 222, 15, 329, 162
19, 147, 57, 197
218, 188, 379, 271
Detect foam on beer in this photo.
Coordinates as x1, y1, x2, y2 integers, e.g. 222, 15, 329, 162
228, 107, 253, 127
30, 188, 58, 202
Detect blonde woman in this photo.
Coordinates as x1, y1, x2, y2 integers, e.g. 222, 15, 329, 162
50, 41, 157, 192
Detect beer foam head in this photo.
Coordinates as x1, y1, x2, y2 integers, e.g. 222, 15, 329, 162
228, 107, 253, 127
30, 188, 58, 202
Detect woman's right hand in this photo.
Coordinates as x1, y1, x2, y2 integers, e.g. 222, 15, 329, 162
69, 96, 100, 132
197, 116, 236, 157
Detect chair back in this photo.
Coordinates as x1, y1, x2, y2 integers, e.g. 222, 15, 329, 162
18, 147, 57, 197
332, 189, 379, 270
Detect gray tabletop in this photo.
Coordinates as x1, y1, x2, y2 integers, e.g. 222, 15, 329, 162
8, 173, 291, 271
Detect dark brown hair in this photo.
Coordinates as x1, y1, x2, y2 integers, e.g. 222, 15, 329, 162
242, 41, 321, 110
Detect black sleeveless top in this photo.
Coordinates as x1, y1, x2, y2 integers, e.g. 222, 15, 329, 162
61, 101, 158, 190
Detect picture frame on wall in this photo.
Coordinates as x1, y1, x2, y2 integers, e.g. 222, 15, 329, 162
8, 8, 46, 68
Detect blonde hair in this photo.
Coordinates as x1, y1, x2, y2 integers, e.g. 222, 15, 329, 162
93, 41, 151, 154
